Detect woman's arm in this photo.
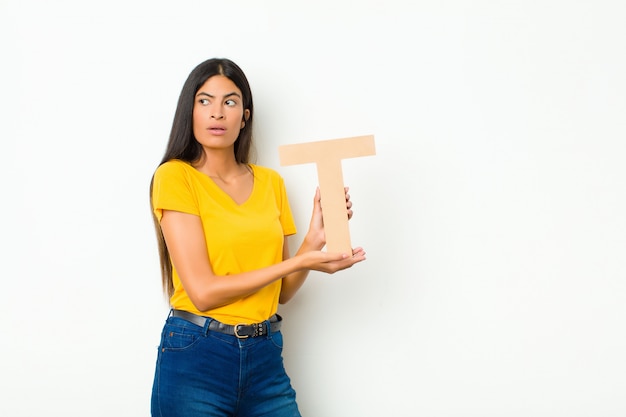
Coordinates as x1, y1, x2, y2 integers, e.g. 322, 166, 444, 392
160, 206, 365, 311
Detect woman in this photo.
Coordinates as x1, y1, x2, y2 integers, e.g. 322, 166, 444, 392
150, 58, 366, 417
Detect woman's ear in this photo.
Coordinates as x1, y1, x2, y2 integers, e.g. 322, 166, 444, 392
241, 109, 251, 129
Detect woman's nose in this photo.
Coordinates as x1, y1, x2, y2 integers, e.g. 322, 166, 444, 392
210, 106, 224, 119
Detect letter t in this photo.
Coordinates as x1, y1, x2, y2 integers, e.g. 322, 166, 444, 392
279, 135, 376, 254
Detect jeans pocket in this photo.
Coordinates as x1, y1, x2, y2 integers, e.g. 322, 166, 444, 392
269, 330, 284, 349
161, 324, 202, 351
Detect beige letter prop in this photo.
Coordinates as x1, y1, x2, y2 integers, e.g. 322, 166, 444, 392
278, 135, 376, 254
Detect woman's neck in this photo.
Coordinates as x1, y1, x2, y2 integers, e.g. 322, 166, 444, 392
193, 150, 249, 183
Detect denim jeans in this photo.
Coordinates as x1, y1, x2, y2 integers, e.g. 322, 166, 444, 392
151, 313, 301, 417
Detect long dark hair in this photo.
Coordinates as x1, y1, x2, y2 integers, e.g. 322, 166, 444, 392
150, 58, 255, 297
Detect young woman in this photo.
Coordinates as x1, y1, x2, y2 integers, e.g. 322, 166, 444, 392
149, 58, 366, 417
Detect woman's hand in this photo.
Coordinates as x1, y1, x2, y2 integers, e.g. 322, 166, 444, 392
304, 186, 354, 250
280, 188, 363, 303
300, 247, 366, 274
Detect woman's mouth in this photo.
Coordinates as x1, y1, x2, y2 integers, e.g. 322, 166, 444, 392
208, 127, 226, 135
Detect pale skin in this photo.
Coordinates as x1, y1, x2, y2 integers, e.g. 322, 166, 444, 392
159, 75, 366, 312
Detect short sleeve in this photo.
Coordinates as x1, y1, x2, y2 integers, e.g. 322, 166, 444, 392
276, 174, 297, 236
151, 161, 200, 222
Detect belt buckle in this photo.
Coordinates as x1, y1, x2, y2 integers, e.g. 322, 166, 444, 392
234, 324, 250, 339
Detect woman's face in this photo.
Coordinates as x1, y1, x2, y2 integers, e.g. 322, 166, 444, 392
192, 75, 250, 151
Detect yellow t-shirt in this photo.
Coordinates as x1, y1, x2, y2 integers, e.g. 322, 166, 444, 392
152, 159, 297, 325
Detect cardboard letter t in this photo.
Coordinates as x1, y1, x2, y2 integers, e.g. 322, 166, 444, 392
278, 135, 376, 254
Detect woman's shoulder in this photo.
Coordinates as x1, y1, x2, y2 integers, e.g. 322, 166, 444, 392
250, 164, 285, 182
154, 159, 193, 177
157, 159, 191, 170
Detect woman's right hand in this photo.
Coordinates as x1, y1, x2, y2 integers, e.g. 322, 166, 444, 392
301, 247, 366, 274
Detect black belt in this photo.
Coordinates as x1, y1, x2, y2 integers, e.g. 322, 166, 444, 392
171, 309, 282, 339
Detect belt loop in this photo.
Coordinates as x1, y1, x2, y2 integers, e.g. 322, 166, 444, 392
264, 315, 276, 338
202, 316, 213, 336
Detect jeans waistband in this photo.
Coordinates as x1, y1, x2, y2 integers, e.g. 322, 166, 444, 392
170, 309, 282, 339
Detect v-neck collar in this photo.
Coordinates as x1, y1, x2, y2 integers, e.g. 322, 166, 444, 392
196, 163, 256, 207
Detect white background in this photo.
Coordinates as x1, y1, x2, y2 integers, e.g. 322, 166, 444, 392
1, 0, 625, 416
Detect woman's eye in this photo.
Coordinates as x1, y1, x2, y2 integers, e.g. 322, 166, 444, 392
199, 98, 210, 105
225, 99, 236, 106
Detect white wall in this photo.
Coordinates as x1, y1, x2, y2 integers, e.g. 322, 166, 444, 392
1, 0, 625, 415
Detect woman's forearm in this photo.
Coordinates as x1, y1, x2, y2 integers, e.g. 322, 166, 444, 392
192, 256, 306, 311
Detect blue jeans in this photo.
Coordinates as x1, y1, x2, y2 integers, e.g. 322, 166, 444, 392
151, 312, 301, 417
